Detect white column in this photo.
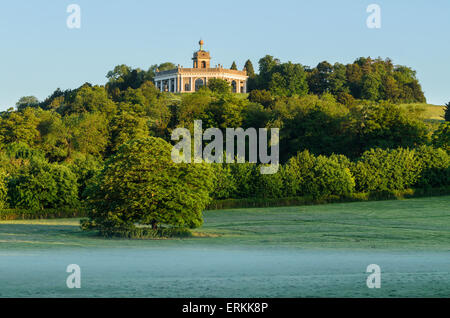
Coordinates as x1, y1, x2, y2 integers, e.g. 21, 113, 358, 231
191, 77, 194, 92
243, 80, 247, 93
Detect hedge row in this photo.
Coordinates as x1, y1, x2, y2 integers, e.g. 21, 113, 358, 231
211, 146, 450, 200
1, 186, 449, 220
207, 186, 450, 210
0, 208, 85, 221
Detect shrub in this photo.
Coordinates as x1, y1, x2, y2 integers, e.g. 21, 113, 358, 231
282, 150, 316, 197
414, 145, 450, 188
352, 148, 420, 192
0, 208, 84, 220
432, 122, 450, 153
253, 165, 284, 198
248, 89, 273, 108
66, 153, 103, 199
82, 137, 214, 236
283, 150, 355, 198
7, 157, 79, 209
211, 163, 237, 200
229, 163, 259, 198
1, 142, 45, 174
82, 226, 193, 239
207, 78, 231, 95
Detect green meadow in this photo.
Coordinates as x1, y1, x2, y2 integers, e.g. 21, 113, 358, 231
398, 103, 446, 121
0, 196, 449, 297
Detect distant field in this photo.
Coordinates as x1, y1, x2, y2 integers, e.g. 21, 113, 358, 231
398, 103, 445, 121
0, 196, 449, 297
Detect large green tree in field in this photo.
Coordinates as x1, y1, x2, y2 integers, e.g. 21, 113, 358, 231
82, 137, 214, 236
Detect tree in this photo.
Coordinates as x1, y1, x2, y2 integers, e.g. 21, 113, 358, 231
444, 101, 450, 122
413, 145, 450, 188
244, 60, 255, 78
7, 157, 79, 209
106, 65, 150, 95
109, 106, 150, 153
283, 150, 355, 198
257, 55, 280, 89
307, 61, 333, 95
268, 62, 308, 97
16, 96, 39, 111
357, 103, 429, 153
207, 78, 231, 95
66, 112, 109, 158
352, 148, 421, 192
36, 110, 70, 162
82, 137, 214, 236
119, 81, 171, 137
361, 73, 382, 101
59, 84, 117, 118
0, 108, 40, 148
66, 153, 103, 199
230, 61, 238, 70
248, 89, 273, 108
432, 122, 450, 153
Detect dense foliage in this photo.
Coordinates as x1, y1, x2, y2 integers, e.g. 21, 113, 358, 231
81, 138, 214, 236
0, 56, 447, 235
0, 169, 7, 209
252, 56, 426, 103
7, 157, 79, 209
208, 147, 449, 201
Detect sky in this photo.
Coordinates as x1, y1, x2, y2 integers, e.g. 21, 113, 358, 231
0, 0, 449, 110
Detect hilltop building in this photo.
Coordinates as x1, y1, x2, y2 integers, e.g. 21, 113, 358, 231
154, 40, 248, 93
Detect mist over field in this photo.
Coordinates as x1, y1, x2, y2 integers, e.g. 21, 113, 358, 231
1, 197, 449, 297
1, 248, 449, 297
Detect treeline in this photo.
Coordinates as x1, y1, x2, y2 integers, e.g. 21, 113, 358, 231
210, 146, 450, 201
248, 56, 426, 103
0, 56, 448, 211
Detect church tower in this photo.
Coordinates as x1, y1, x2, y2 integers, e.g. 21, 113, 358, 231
192, 39, 211, 69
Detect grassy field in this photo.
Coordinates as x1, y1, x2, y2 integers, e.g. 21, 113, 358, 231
0, 196, 449, 297
398, 103, 445, 121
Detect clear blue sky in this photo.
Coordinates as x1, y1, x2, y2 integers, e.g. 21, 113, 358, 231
1, 0, 449, 110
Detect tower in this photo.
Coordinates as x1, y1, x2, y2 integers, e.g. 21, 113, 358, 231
192, 39, 211, 69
